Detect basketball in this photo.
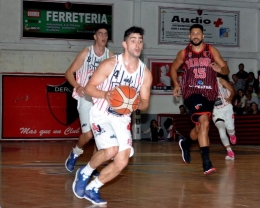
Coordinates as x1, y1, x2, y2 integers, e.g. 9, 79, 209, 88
109, 85, 139, 115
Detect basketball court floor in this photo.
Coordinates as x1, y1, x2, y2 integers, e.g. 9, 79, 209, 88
0, 140, 259, 208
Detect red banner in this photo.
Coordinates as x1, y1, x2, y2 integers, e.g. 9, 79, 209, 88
2, 74, 81, 139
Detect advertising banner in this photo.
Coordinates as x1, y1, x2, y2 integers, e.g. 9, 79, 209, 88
2, 74, 81, 140
23, 1, 113, 40
159, 7, 239, 46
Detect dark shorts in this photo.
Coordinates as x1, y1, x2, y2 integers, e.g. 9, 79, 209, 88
184, 94, 215, 124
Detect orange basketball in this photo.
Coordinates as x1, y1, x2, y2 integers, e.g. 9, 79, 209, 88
110, 85, 139, 115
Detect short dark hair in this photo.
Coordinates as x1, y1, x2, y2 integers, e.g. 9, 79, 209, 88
179, 105, 185, 109
238, 63, 244, 68
94, 23, 108, 33
189, 24, 203, 33
124, 26, 144, 41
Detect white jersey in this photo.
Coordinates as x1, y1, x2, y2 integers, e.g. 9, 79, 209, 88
72, 45, 110, 100
214, 77, 231, 109
92, 54, 146, 117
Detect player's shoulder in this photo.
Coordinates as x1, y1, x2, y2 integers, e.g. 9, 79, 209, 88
100, 55, 117, 67
78, 46, 90, 57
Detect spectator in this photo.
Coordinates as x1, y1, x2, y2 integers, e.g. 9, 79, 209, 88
244, 90, 259, 114
245, 72, 259, 94
231, 74, 245, 92
179, 104, 188, 114
248, 102, 260, 114
245, 85, 258, 98
233, 89, 246, 115
236, 63, 248, 80
142, 119, 164, 142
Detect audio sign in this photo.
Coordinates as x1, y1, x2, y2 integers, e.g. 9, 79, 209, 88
159, 7, 239, 47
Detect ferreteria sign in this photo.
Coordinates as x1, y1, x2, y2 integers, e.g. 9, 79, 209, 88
159, 7, 239, 47
22, 1, 113, 40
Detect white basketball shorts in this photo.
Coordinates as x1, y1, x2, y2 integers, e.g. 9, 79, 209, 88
89, 106, 134, 157
212, 104, 235, 130
77, 96, 93, 133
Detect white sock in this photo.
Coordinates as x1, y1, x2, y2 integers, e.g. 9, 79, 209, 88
86, 177, 104, 190
227, 147, 232, 152
81, 162, 95, 176
73, 146, 84, 156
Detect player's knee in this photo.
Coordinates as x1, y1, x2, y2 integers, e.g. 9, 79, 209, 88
82, 131, 93, 141
104, 146, 118, 160
115, 158, 129, 171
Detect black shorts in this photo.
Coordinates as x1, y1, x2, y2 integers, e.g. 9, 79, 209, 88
184, 94, 215, 124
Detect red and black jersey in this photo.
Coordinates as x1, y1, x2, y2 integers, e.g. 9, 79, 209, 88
181, 43, 218, 101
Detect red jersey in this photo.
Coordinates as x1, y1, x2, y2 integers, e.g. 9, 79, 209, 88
181, 43, 218, 101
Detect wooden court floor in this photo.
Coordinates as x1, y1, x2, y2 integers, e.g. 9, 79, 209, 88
0, 140, 260, 208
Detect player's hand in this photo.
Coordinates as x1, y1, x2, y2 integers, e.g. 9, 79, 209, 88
173, 85, 181, 97
210, 62, 221, 73
76, 85, 85, 97
105, 89, 114, 105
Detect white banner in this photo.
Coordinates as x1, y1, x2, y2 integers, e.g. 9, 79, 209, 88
159, 7, 239, 46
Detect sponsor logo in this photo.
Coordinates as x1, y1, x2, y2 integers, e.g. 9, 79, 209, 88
195, 104, 202, 110
110, 134, 116, 139
92, 123, 105, 136
197, 80, 204, 85
26, 10, 40, 18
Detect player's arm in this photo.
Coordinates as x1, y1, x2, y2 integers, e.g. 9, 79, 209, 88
170, 50, 184, 97
65, 48, 89, 96
138, 68, 152, 111
210, 45, 230, 75
219, 77, 235, 103
84, 57, 116, 99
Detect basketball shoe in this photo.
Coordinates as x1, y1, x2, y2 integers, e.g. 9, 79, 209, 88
225, 150, 235, 160
85, 188, 107, 205
72, 167, 90, 199
65, 150, 79, 172
203, 160, 216, 175
179, 137, 191, 163
230, 135, 237, 145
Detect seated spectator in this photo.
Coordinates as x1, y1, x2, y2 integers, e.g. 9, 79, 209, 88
245, 72, 259, 94
244, 90, 259, 114
248, 102, 260, 114
245, 84, 258, 98
179, 104, 188, 114
163, 118, 174, 141
231, 74, 245, 92
236, 63, 248, 80
142, 119, 164, 142
233, 89, 246, 115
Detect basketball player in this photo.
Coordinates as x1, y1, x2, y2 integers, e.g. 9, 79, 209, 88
170, 24, 230, 175
72, 26, 152, 205
212, 75, 236, 160
64, 24, 114, 173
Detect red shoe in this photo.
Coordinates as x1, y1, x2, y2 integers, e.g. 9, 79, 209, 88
225, 151, 235, 160
230, 135, 237, 145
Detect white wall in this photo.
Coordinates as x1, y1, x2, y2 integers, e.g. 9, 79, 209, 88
1, 0, 260, 114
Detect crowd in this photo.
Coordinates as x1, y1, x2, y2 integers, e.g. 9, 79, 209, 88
231, 63, 260, 115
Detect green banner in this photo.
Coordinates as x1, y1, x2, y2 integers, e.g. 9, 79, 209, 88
23, 1, 112, 40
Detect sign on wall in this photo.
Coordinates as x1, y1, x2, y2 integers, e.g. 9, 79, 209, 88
2, 74, 81, 140
159, 7, 239, 46
22, 1, 113, 40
